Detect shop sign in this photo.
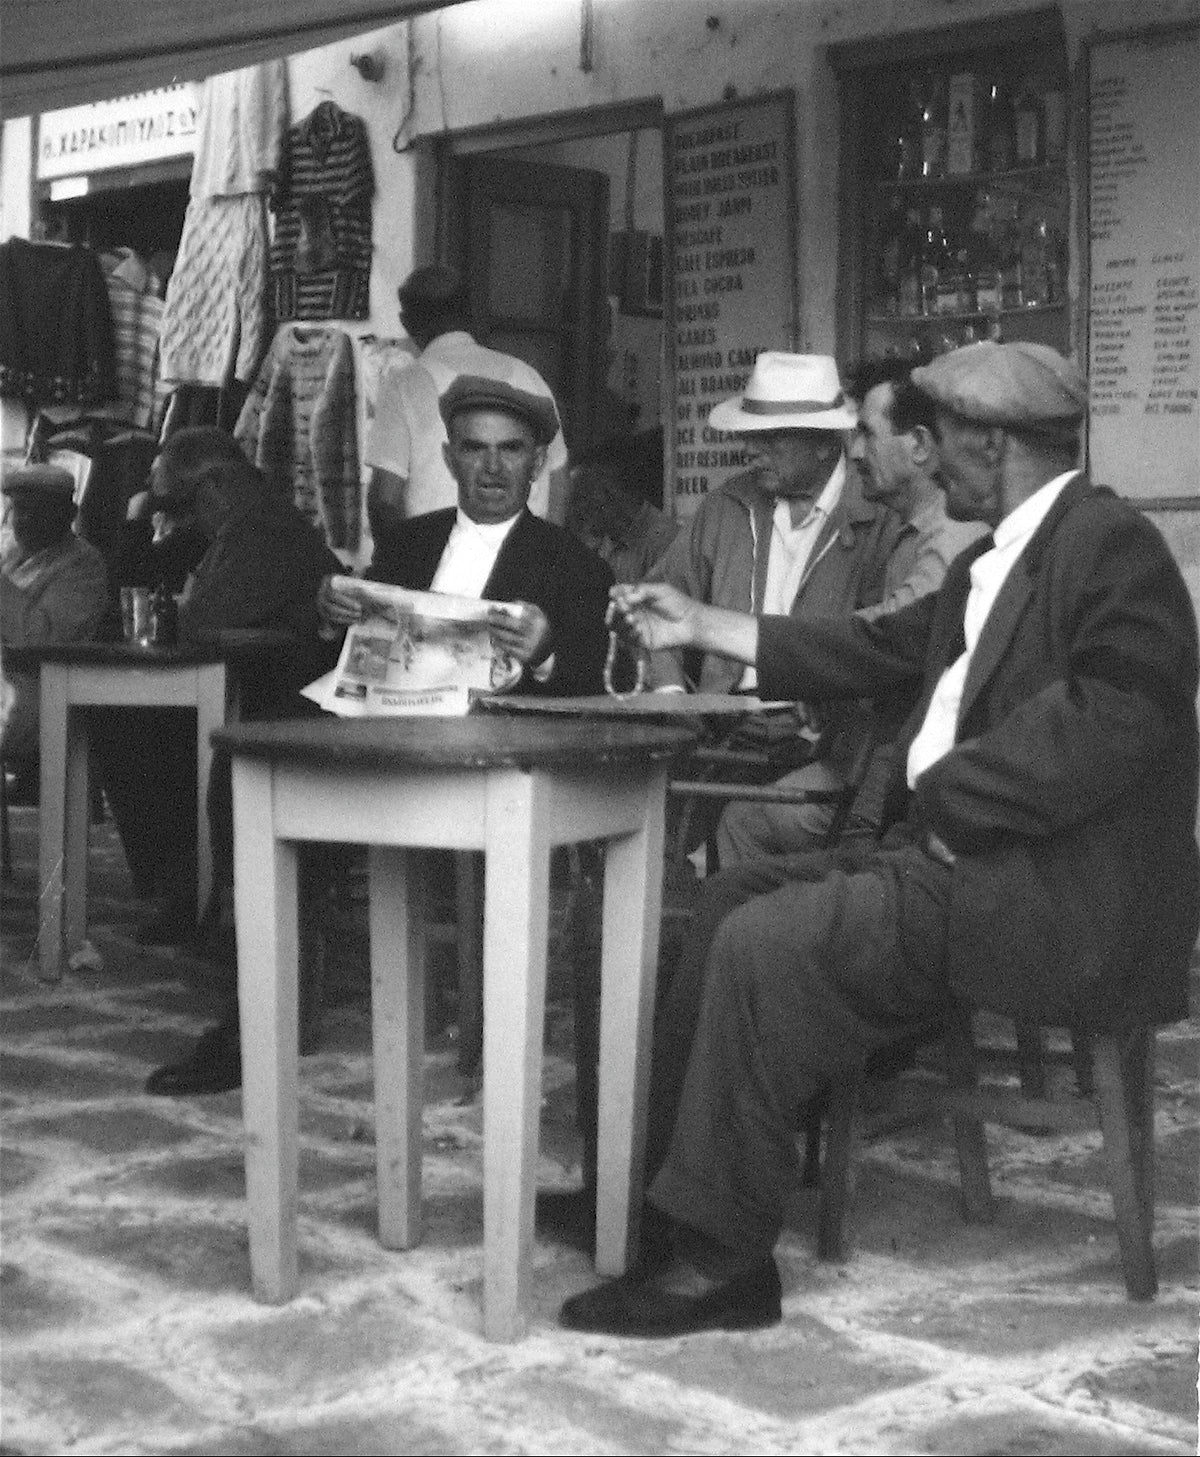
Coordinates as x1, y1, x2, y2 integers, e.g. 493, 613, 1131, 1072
663, 91, 799, 518
37, 85, 199, 180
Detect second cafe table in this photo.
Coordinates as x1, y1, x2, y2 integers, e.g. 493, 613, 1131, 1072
216, 712, 697, 1341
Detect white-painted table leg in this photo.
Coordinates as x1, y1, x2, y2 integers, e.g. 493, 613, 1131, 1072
37, 666, 69, 982
369, 845, 425, 1249
194, 663, 225, 919
595, 765, 668, 1278
233, 757, 300, 1303
481, 768, 551, 1341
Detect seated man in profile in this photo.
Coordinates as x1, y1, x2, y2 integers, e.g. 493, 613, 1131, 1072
320, 375, 613, 697
0, 462, 109, 767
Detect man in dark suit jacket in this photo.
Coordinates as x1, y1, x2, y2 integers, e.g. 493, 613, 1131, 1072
560, 340, 1200, 1339
320, 374, 612, 696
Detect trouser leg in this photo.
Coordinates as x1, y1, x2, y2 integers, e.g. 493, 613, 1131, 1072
714, 761, 843, 868
649, 846, 952, 1258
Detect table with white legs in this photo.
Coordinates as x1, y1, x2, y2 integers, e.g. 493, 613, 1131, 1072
216, 713, 696, 1341
34, 641, 229, 981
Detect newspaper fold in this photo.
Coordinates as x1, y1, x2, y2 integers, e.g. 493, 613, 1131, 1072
303, 577, 520, 717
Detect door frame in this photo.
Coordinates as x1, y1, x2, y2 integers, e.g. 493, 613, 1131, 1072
427, 98, 665, 457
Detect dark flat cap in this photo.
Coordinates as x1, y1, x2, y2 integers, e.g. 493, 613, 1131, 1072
1, 463, 76, 496
398, 264, 464, 306
913, 341, 1087, 429
439, 375, 560, 446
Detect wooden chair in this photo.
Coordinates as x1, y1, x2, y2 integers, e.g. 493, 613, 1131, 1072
815, 1006, 1160, 1300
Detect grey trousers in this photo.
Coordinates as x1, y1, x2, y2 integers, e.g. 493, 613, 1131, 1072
644, 834, 954, 1258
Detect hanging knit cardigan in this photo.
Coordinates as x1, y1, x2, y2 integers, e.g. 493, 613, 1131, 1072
234, 324, 360, 554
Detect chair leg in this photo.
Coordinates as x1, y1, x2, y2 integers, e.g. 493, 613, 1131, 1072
1014, 1021, 1047, 1098
944, 1015, 997, 1223
1070, 1025, 1095, 1098
0, 762, 11, 880
1092, 1030, 1158, 1300
816, 1066, 863, 1263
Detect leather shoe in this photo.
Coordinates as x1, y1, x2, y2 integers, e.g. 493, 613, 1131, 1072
559, 1254, 781, 1338
145, 1021, 241, 1095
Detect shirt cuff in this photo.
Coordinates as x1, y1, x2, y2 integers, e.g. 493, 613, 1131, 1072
529, 653, 555, 683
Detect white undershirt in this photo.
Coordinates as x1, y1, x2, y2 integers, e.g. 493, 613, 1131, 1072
429, 509, 520, 598
906, 470, 1079, 787
739, 457, 845, 691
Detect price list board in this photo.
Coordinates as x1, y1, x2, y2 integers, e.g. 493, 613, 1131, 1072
663, 91, 798, 519
1088, 25, 1199, 502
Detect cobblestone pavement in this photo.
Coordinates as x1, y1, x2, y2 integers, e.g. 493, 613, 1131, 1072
2, 804, 1198, 1456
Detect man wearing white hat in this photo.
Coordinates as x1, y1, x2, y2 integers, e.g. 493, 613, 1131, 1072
647, 352, 907, 855
1, 462, 109, 760
562, 341, 1198, 1337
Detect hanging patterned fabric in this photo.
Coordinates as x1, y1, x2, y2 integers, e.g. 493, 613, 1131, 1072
158, 60, 287, 389
270, 101, 374, 322
0, 238, 116, 407
99, 249, 165, 429
234, 323, 360, 554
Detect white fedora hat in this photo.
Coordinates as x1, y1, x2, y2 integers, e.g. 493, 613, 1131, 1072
707, 352, 858, 433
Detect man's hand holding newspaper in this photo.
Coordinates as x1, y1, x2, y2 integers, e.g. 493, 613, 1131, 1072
307, 576, 541, 717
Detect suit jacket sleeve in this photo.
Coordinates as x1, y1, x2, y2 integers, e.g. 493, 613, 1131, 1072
916, 506, 1199, 854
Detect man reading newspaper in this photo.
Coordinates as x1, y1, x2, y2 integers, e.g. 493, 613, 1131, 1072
316, 375, 613, 701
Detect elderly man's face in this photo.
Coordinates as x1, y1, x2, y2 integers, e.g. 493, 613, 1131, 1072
444, 409, 546, 525
743, 429, 839, 501
933, 410, 1004, 525
851, 383, 918, 509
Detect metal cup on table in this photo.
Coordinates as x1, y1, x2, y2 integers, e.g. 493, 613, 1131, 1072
119, 586, 153, 647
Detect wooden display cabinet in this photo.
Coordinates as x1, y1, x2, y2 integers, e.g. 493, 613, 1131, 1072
834, 10, 1072, 365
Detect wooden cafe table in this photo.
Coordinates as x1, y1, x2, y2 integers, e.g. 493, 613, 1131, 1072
33, 632, 293, 982
215, 711, 697, 1341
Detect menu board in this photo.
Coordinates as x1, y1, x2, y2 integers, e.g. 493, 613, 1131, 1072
1088, 25, 1199, 502
663, 92, 798, 518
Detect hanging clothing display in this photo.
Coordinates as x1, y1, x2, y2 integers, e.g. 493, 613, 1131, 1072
158, 60, 287, 389
0, 237, 116, 407
234, 323, 360, 554
270, 100, 374, 323
99, 248, 165, 430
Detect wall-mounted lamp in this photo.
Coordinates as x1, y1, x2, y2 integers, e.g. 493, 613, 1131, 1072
350, 51, 386, 84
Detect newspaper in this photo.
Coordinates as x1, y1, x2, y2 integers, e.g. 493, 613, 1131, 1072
303, 577, 521, 717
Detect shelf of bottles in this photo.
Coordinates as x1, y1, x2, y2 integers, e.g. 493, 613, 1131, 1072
862, 49, 1071, 360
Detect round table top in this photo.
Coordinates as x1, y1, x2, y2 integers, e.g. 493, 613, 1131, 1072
214, 712, 699, 771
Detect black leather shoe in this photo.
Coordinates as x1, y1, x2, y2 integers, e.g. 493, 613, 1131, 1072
559, 1255, 782, 1338
145, 1022, 241, 1095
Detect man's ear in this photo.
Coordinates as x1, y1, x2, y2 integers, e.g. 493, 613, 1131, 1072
909, 424, 936, 467
979, 425, 1006, 465
531, 443, 548, 479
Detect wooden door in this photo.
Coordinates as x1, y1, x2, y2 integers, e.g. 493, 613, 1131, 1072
462, 154, 610, 455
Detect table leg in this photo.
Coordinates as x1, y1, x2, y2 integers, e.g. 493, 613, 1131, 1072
595, 766, 668, 1278
233, 758, 300, 1304
37, 672, 88, 982
481, 768, 551, 1341
369, 846, 425, 1249
195, 663, 225, 920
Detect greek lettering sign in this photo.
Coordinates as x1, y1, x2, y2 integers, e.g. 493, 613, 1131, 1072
664, 91, 798, 518
37, 86, 199, 180
1087, 25, 1199, 502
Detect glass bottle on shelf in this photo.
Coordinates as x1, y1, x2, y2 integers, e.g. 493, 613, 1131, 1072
894, 78, 925, 181
897, 206, 924, 317
1013, 78, 1044, 166
965, 189, 1002, 320
996, 196, 1024, 309
874, 194, 905, 315
1019, 206, 1051, 306
1041, 87, 1068, 163
920, 72, 948, 179
937, 219, 970, 317
983, 77, 1014, 173
920, 205, 951, 316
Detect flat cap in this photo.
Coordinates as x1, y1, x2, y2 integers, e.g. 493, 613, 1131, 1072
398, 264, 464, 306
1, 462, 76, 496
912, 341, 1087, 431
439, 375, 560, 446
